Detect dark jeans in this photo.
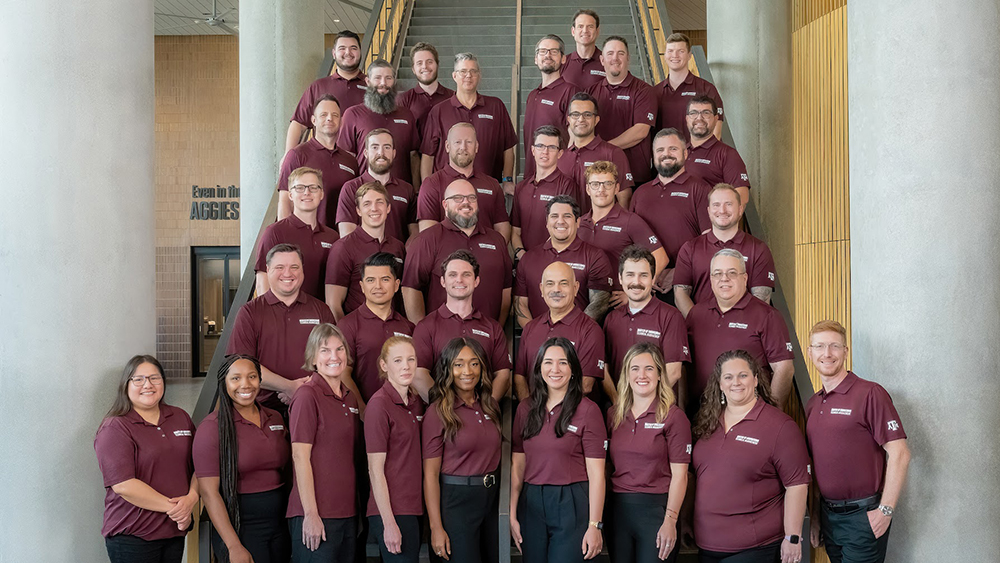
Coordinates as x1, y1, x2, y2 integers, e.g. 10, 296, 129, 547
439, 480, 500, 563
289, 516, 356, 563
611, 492, 677, 563
369, 514, 422, 563
211, 488, 291, 563
519, 482, 589, 563
821, 502, 891, 563
105, 535, 184, 563
699, 540, 781, 563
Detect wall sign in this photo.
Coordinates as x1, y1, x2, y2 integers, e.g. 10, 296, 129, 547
190, 184, 240, 220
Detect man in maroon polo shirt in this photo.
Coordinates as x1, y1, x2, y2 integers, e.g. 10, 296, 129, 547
512, 125, 580, 255
228, 244, 339, 411
256, 167, 339, 300
562, 10, 605, 89
339, 252, 415, 403
586, 36, 657, 190
402, 179, 513, 324
686, 95, 751, 205
523, 34, 581, 179
685, 248, 794, 410
674, 183, 775, 316
396, 42, 454, 137
337, 59, 420, 186
278, 95, 360, 224
514, 261, 608, 400
805, 320, 910, 563
411, 249, 512, 401
654, 32, 724, 140
513, 195, 613, 327
286, 30, 367, 154
417, 122, 511, 241
559, 92, 633, 209
420, 52, 518, 193
326, 181, 405, 321
335, 128, 417, 243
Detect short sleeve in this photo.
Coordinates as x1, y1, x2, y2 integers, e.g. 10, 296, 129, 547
631, 84, 657, 127
325, 240, 353, 286
580, 401, 608, 459
487, 322, 513, 371
748, 242, 777, 290
577, 322, 607, 380
693, 185, 712, 233
335, 181, 360, 226
586, 247, 613, 293
672, 242, 695, 287
192, 417, 221, 478
707, 82, 725, 121
412, 319, 436, 370
510, 181, 526, 227
336, 109, 360, 156
401, 234, 433, 290
420, 106, 443, 156
225, 304, 259, 357
513, 257, 528, 297
416, 177, 444, 222
278, 150, 304, 192
866, 384, 907, 446
661, 309, 690, 363
254, 225, 280, 273
612, 147, 634, 188
421, 405, 446, 459
490, 181, 511, 224
760, 308, 794, 364
289, 387, 320, 445
364, 398, 392, 454
405, 185, 418, 224
664, 407, 692, 464
497, 102, 518, 150
319, 303, 337, 325
723, 147, 751, 189
772, 418, 812, 488
292, 84, 317, 127
94, 420, 137, 487
500, 240, 514, 288
511, 403, 528, 453
629, 214, 662, 252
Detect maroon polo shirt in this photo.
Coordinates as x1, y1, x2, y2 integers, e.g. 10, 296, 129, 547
94, 405, 195, 540
512, 398, 607, 485
279, 138, 360, 227
692, 400, 811, 552
339, 304, 415, 402
516, 307, 606, 380
287, 375, 360, 519
420, 93, 518, 178
396, 83, 455, 136
654, 72, 725, 138
423, 399, 502, 475
522, 76, 581, 178
603, 298, 689, 381
193, 404, 290, 494
325, 228, 405, 316
674, 229, 777, 304
336, 172, 417, 242
402, 219, 513, 321
686, 136, 751, 189
607, 403, 691, 494
365, 380, 426, 517
578, 204, 662, 290
685, 292, 794, 400
586, 73, 657, 184
514, 236, 614, 319
291, 72, 368, 127
557, 136, 634, 202
511, 169, 582, 250
412, 305, 512, 372
416, 166, 510, 227
337, 105, 419, 182
254, 215, 339, 299
227, 291, 336, 406
629, 171, 712, 262
561, 50, 606, 90
805, 371, 907, 501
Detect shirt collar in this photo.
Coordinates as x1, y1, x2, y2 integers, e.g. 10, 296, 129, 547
263, 290, 308, 306
362, 169, 397, 187
125, 406, 173, 425
307, 137, 342, 155
542, 235, 583, 253
626, 400, 659, 423
706, 228, 746, 245
546, 305, 583, 327
538, 76, 567, 91
308, 373, 351, 399
449, 93, 485, 109
382, 379, 419, 408
709, 290, 753, 314
689, 135, 719, 151
628, 297, 660, 318
442, 217, 487, 237
286, 213, 323, 234
333, 71, 366, 84
438, 303, 481, 321
820, 371, 859, 396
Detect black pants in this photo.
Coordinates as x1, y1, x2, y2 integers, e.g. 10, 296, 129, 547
105, 534, 184, 563
355, 421, 372, 563
611, 492, 677, 563
519, 482, 589, 563
439, 480, 500, 563
699, 540, 781, 563
821, 502, 890, 563
289, 516, 356, 563
369, 514, 422, 563
211, 488, 291, 563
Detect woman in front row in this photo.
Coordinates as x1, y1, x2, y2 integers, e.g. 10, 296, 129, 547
607, 343, 691, 563
510, 337, 607, 563
692, 350, 810, 563
423, 338, 502, 563
194, 354, 291, 563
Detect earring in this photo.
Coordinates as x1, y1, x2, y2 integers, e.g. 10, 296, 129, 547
720, 394, 726, 405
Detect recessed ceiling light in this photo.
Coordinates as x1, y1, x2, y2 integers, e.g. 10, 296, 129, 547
333, 19, 341, 22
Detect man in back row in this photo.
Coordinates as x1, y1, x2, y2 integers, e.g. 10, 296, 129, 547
396, 42, 454, 135
523, 34, 580, 180
562, 9, 605, 89
558, 92, 632, 211
654, 32, 724, 140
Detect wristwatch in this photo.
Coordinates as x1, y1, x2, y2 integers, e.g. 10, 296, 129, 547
878, 504, 894, 516
589, 520, 604, 530
784, 535, 800, 544
501, 176, 514, 183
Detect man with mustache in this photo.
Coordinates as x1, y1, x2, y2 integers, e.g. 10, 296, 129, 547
522, 34, 580, 180
558, 92, 633, 211
396, 42, 454, 137
562, 9, 605, 89
653, 33, 724, 140
685, 95, 751, 206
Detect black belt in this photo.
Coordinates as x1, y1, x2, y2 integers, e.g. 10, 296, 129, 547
441, 473, 497, 488
822, 493, 880, 513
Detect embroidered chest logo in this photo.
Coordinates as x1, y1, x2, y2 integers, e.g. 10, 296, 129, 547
339, 163, 356, 174
636, 328, 661, 338
477, 188, 493, 195
616, 95, 631, 101
591, 70, 606, 76
830, 408, 852, 416
728, 322, 748, 329
584, 161, 595, 167
693, 158, 711, 164
681, 91, 696, 96
602, 225, 622, 232
393, 195, 408, 203
540, 194, 555, 201
735, 435, 759, 445
299, 318, 320, 325
173, 430, 192, 437
269, 424, 285, 431
472, 329, 491, 338
567, 424, 579, 433
393, 119, 409, 124
541, 99, 555, 106
321, 242, 333, 248
670, 191, 689, 198
645, 422, 665, 430
477, 114, 494, 120
478, 243, 497, 250
393, 332, 408, 337
349, 407, 360, 414
566, 262, 585, 270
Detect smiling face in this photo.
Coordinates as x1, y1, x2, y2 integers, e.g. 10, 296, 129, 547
289, 172, 323, 213
360, 264, 399, 307
627, 352, 659, 401
334, 37, 361, 73
653, 133, 686, 178
686, 101, 718, 139
225, 358, 261, 408
380, 341, 417, 387
451, 346, 483, 395
127, 362, 164, 411
443, 179, 479, 228
412, 49, 439, 85
357, 188, 389, 229
266, 251, 304, 299
567, 99, 599, 138
540, 345, 573, 393
440, 257, 479, 300
446, 125, 478, 169
535, 38, 563, 74
808, 330, 849, 378
366, 66, 396, 95
708, 188, 741, 230
709, 254, 747, 303
366, 132, 395, 175
571, 13, 598, 48
314, 335, 347, 379
453, 58, 481, 94
531, 133, 563, 170
311, 99, 342, 139
600, 39, 629, 79
719, 357, 757, 407
540, 261, 578, 313
546, 202, 579, 244
664, 41, 691, 73
619, 258, 653, 303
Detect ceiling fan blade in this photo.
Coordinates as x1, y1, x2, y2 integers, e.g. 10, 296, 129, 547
157, 21, 206, 32
216, 22, 239, 35
155, 11, 199, 19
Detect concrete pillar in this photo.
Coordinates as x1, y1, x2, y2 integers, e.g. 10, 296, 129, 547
0, 1, 155, 561
848, 2, 1000, 560
240, 0, 326, 267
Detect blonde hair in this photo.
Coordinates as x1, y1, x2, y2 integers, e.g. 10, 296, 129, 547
584, 160, 618, 183
809, 320, 847, 343
377, 335, 414, 380
302, 323, 352, 372
354, 180, 389, 208
288, 166, 323, 189
611, 342, 675, 429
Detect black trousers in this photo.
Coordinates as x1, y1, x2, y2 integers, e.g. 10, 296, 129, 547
288, 516, 357, 563
611, 492, 677, 563
105, 534, 184, 563
369, 514, 422, 563
355, 422, 372, 563
519, 482, 589, 563
438, 480, 500, 563
211, 488, 291, 563
699, 540, 781, 563
821, 502, 890, 563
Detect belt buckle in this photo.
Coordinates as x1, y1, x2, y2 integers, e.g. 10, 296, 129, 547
483, 474, 496, 488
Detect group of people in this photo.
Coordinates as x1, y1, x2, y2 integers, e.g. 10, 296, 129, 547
93, 9, 912, 563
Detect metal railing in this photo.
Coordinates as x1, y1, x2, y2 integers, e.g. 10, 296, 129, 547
359, 0, 413, 70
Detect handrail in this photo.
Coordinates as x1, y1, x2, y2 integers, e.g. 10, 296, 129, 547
497, 396, 513, 562
635, 0, 666, 84
626, 0, 653, 84
359, 0, 409, 70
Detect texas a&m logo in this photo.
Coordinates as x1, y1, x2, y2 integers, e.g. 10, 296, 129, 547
887, 420, 900, 431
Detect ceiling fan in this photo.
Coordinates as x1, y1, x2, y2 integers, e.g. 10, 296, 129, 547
156, 0, 239, 35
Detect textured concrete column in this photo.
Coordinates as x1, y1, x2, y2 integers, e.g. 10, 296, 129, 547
240, 0, 326, 266
849, 2, 1000, 560
0, 1, 155, 561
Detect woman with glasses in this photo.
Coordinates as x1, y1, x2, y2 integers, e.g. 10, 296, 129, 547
94, 355, 199, 563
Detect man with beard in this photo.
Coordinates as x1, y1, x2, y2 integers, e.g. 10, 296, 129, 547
396, 42, 454, 136
420, 53, 518, 194
402, 179, 513, 324
338, 59, 420, 186
335, 129, 417, 243
417, 122, 511, 241
586, 36, 657, 189
511, 125, 580, 254
685, 95, 751, 206
278, 95, 359, 223
558, 92, 633, 210
522, 34, 580, 179
286, 30, 367, 153
562, 10, 605, 89
653, 33, 724, 140
673, 183, 775, 316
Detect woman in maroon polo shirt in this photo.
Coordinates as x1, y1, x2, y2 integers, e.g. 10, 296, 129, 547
607, 342, 691, 563
94, 355, 199, 563
510, 337, 607, 563
366, 336, 426, 563
423, 337, 502, 563
691, 350, 810, 563
287, 323, 360, 562
194, 354, 291, 563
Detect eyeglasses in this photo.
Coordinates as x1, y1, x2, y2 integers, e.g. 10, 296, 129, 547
586, 180, 617, 191
455, 69, 481, 77
532, 143, 560, 152
809, 343, 846, 352
567, 111, 597, 120
445, 194, 478, 203
130, 375, 164, 387
290, 184, 323, 194
686, 109, 716, 118
535, 48, 562, 56
710, 269, 744, 280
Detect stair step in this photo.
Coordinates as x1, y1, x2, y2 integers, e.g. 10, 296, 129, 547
410, 7, 515, 17
408, 24, 515, 35
414, 0, 515, 6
